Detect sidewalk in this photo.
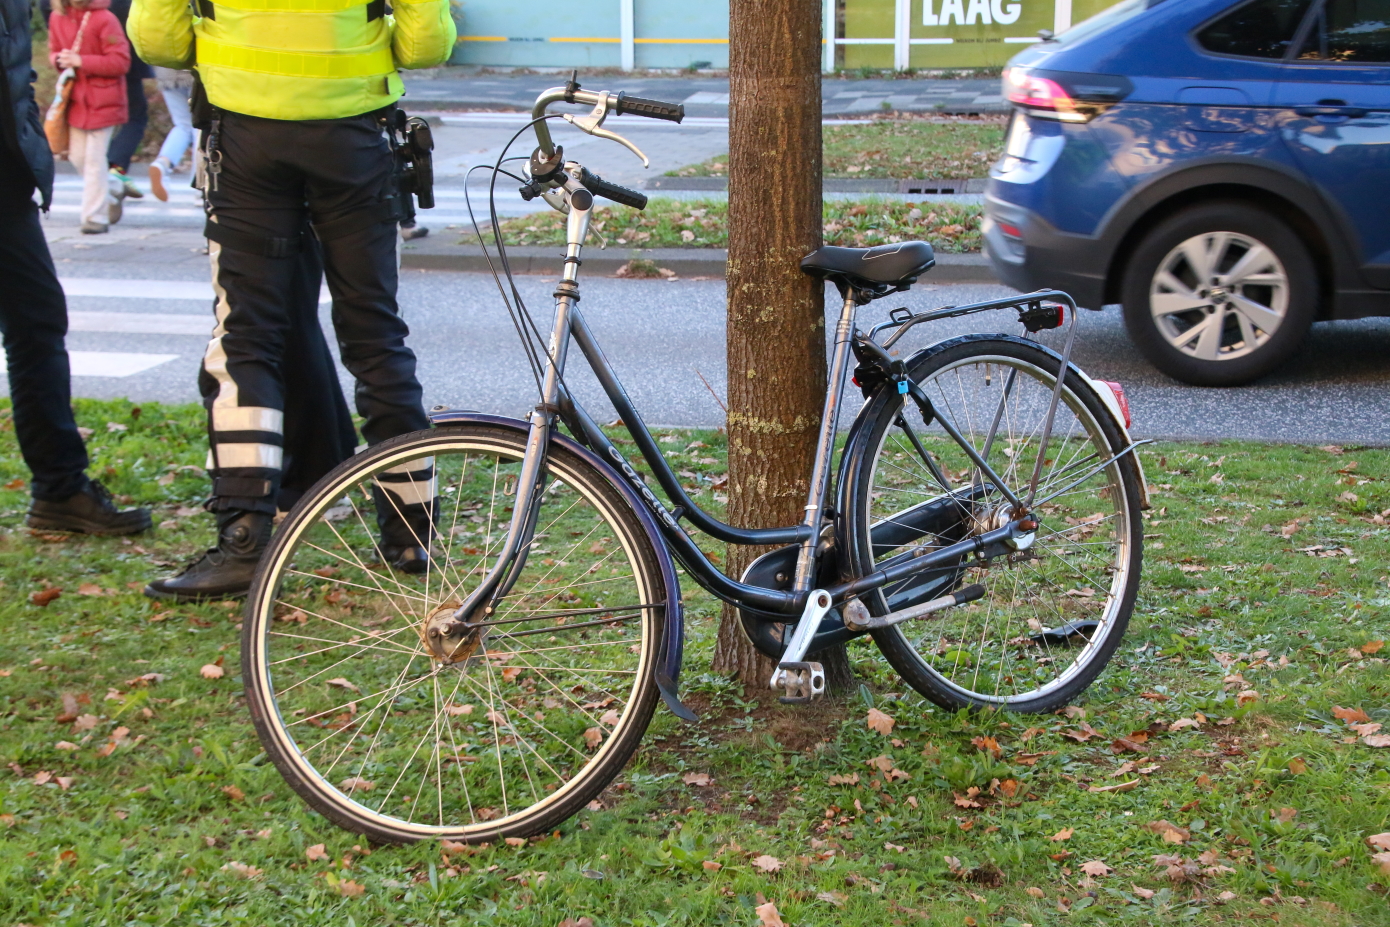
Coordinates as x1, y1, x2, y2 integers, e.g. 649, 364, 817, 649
43, 223, 998, 283
402, 71, 1007, 116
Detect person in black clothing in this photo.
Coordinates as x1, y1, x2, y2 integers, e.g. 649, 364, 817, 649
103, 0, 147, 203
0, 0, 150, 533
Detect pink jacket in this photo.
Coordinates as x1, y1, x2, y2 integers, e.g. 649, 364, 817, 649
48, 0, 130, 131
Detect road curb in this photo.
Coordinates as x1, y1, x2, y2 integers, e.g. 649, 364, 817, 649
400, 243, 999, 283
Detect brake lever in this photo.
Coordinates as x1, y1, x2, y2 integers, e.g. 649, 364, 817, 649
562, 96, 650, 167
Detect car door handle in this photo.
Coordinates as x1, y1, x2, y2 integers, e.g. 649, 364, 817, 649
1294, 105, 1369, 117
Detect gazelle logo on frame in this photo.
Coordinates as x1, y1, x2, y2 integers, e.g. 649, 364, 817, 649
923, 0, 1023, 25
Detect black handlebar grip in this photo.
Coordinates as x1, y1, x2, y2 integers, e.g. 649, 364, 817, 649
614, 93, 685, 123
578, 168, 648, 211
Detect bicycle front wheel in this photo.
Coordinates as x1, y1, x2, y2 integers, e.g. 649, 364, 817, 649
243, 424, 670, 843
841, 335, 1143, 713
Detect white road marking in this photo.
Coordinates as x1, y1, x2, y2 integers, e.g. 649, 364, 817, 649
68, 312, 212, 335
62, 278, 213, 300
68, 352, 180, 378
59, 278, 331, 305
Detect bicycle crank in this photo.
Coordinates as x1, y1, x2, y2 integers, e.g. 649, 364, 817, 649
771, 589, 833, 703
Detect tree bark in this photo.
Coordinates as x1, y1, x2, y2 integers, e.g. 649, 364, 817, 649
713, 0, 852, 692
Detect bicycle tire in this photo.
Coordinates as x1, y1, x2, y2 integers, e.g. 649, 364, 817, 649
242, 423, 669, 843
839, 335, 1143, 713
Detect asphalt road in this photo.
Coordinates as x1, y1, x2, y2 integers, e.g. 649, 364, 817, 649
400, 73, 1008, 116
25, 255, 1390, 445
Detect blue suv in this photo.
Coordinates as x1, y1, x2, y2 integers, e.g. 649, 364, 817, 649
983, 0, 1390, 385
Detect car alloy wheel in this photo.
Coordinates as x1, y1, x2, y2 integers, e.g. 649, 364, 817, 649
1148, 231, 1289, 363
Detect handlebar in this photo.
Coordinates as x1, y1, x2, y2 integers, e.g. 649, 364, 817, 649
530, 77, 684, 158
613, 93, 685, 123
578, 167, 648, 211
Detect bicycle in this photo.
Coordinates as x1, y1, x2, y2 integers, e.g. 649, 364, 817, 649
241, 76, 1149, 844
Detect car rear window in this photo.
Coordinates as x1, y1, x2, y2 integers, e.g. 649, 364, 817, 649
1296, 0, 1390, 61
1197, 0, 1314, 57
1056, 0, 1150, 45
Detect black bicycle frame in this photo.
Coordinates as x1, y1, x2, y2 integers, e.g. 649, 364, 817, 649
549, 293, 1054, 621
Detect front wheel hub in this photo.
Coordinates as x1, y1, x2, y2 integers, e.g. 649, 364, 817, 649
421, 600, 483, 664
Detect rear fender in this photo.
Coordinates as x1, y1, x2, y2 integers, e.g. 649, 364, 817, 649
832, 333, 1149, 571
428, 410, 696, 722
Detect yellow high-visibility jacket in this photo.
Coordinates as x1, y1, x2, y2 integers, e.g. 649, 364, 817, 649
129, 0, 455, 121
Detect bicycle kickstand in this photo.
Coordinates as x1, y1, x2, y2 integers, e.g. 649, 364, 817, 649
771, 590, 832, 704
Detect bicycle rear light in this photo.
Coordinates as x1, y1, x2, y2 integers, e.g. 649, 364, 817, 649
1098, 380, 1132, 429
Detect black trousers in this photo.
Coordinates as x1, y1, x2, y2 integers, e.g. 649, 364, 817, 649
107, 69, 149, 172
0, 198, 90, 501
200, 110, 427, 515
273, 236, 357, 512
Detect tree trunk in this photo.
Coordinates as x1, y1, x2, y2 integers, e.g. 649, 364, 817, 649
712, 0, 852, 693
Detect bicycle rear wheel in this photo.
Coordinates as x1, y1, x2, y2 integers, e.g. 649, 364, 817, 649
841, 335, 1143, 713
243, 424, 670, 843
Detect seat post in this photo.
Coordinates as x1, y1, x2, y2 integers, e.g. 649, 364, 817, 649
791, 290, 860, 595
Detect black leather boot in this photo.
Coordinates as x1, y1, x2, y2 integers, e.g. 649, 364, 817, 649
373, 486, 435, 575
144, 510, 273, 601
26, 479, 152, 536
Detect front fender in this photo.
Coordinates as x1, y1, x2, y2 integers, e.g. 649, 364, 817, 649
428, 410, 696, 722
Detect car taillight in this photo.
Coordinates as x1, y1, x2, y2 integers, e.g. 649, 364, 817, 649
1004, 67, 1088, 123
997, 222, 1022, 239
1099, 380, 1131, 429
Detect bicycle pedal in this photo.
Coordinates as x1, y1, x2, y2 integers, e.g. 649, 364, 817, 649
776, 661, 826, 704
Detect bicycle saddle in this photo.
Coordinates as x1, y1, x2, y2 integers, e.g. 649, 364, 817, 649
799, 241, 936, 297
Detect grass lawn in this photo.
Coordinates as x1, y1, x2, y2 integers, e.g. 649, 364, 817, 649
1, 399, 1389, 925
666, 118, 1007, 180
489, 197, 983, 253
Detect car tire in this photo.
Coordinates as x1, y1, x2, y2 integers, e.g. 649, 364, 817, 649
1121, 202, 1317, 386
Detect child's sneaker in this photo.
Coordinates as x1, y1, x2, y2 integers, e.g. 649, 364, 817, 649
148, 157, 172, 202
109, 167, 143, 199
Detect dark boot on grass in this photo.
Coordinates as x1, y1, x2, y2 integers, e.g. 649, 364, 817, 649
374, 486, 435, 575
26, 479, 152, 536
144, 510, 272, 601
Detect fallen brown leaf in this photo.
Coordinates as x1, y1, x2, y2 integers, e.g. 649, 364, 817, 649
866, 754, 894, 773
752, 854, 783, 873
682, 772, 712, 787
29, 588, 61, 607
1081, 860, 1113, 877
1050, 827, 1074, 842
1362, 640, 1385, 654
827, 772, 860, 786
971, 735, 1002, 759
305, 843, 328, 861
222, 861, 263, 879
335, 879, 366, 897
755, 901, 785, 927
200, 664, 225, 680
1144, 820, 1190, 844
866, 708, 895, 736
